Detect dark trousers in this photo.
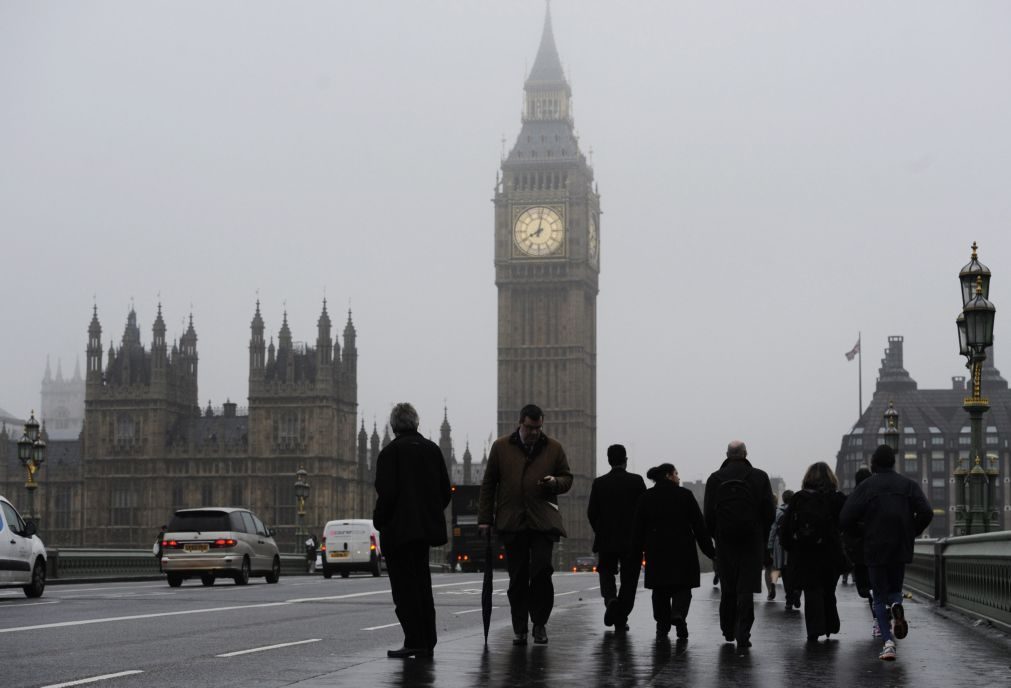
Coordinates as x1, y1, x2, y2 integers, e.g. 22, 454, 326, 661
597, 550, 642, 623
717, 542, 761, 642
868, 562, 906, 642
802, 573, 841, 638
503, 530, 555, 634
651, 586, 692, 631
781, 560, 800, 606
385, 541, 437, 650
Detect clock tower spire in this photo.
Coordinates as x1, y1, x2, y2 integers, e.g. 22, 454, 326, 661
494, 3, 600, 558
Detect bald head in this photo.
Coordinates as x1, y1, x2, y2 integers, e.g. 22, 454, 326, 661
727, 440, 748, 460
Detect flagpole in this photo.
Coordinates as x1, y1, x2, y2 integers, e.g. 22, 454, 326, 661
858, 331, 863, 422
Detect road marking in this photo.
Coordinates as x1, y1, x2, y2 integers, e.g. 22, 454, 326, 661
216, 638, 321, 657
41, 670, 144, 687
584, 586, 600, 591
454, 607, 499, 615
555, 590, 578, 596
0, 578, 492, 634
362, 622, 400, 631
8, 600, 61, 607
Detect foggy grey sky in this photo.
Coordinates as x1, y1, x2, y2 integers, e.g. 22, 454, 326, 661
2, 1, 1010, 488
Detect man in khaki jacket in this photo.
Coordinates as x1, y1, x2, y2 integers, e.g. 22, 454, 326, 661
479, 404, 573, 646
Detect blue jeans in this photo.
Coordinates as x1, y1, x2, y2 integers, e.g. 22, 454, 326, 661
867, 563, 905, 642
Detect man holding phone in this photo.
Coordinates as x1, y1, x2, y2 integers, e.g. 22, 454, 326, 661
479, 404, 573, 646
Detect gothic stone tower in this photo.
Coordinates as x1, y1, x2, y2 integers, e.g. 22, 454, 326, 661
247, 301, 363, 522
494, 6, 599, 557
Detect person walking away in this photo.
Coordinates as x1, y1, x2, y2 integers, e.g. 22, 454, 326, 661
768, 490, 799, 610
305, 534, 318, 573
840, 445, 932, 661
703, 440, 776, 651
373, 402, 452, 659
633, 463, 715, 640
763, 493, 779, 601
154, 525, 166, 573
587, 444, 647, 632
479, 404, 573, 646
842, 466, 878, 635
779, 462, 847, 642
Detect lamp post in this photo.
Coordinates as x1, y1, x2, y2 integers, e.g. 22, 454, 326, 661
883, 401, 900, 454
16, 410, 46, 524
955, 242, 997, 535
294, 466, 310, 553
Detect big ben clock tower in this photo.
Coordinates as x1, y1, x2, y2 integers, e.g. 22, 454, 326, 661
494, 4, 599, 557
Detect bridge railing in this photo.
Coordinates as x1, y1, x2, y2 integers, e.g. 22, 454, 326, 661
909, 532, 1011, 633
45, 549, 310, 581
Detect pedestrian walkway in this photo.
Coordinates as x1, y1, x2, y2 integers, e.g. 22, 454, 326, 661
292, 581, 1010, 688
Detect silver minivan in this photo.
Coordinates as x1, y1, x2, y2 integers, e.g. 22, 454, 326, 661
161, 507, 280, 587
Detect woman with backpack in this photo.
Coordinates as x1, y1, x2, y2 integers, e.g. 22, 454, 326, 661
632, 463, 715, 639
779, 462, 847, 642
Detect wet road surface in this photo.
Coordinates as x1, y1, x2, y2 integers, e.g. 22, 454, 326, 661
292, 577, 1010, 688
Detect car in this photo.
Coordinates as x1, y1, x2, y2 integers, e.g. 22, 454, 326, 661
571, 556, 597, 573
160, 507, 281, 587
320, 519, 383, 578
0, 495, 47, 598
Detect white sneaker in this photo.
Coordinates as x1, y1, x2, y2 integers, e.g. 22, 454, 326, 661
872, 619, 881, 638
879, 640, 896, 661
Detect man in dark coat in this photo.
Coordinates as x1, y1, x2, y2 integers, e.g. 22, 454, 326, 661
840, 444, 932, 662
478, 403, 573, 646
633, 463, 715, 639
373, 402, 452, 659
703, 440, 776, 651
587, 444, 647, 631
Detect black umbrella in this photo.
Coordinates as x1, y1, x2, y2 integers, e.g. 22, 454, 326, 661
481, 527, 494, 644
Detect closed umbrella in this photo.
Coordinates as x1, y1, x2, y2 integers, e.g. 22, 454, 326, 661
481, 527, 494, 644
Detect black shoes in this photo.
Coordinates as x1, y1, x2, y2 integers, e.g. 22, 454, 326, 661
672, 616, 688, 640
513, 632, 528, 646
532, 624, 548, 644
386, 647, 433, 659
891, 603, 908, 639
656, 622, 671, 637
767, 589, 776, 601
603, 598, 617, 627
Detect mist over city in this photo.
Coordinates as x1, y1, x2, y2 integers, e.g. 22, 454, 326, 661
2, 1, 1009, 486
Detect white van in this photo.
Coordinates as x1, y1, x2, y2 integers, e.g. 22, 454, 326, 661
320, 519, 383, 578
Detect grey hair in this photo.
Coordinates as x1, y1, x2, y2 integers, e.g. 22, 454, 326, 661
726, 440, 748, 459
389, 402, 420, 434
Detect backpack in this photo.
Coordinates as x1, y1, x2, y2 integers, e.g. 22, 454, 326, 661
714, 472, 757, 542
787, 490, 834, 549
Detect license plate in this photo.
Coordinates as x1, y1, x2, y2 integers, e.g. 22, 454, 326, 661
185, 544, 209, 553
330, 551, 350, 559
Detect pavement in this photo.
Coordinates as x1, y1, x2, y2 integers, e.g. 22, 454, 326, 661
289, 579, 1011, 688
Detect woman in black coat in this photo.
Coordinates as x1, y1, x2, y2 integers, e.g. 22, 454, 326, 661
779, 461, 847, 642
632, 463, 716, 639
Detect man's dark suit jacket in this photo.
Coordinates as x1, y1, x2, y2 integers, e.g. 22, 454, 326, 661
372, 430, 452, 551
587, 466, 647, 554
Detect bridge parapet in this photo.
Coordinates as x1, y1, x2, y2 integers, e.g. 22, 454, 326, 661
911, 532, 1011, 632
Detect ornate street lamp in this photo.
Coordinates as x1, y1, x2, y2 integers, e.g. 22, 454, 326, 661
16, 411, 46, 524
954, 243, 997, 535
294, 467, 310, 553
883, 401, 900, 454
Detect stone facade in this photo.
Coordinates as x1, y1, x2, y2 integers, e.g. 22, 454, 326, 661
494, 5, 599, 558
1, 302, 368, 551
834, 336, 1010, 536
40, 357, 85, 440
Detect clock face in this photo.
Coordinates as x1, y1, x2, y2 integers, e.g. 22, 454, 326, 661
588, 214, 599, 265
513, 206, 564, 257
